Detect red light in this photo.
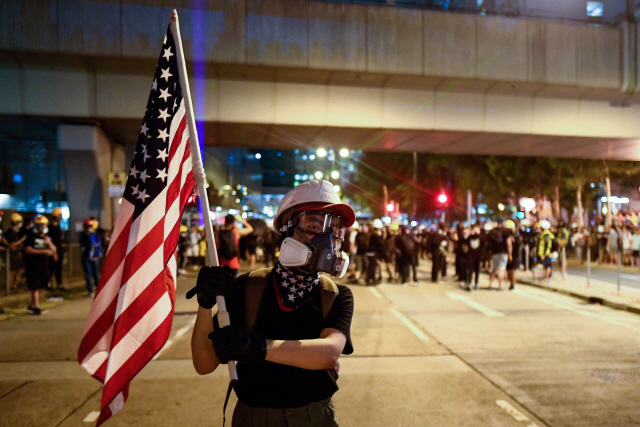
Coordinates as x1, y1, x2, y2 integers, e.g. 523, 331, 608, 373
437, 193, 448, 204
386, 203, 394, 212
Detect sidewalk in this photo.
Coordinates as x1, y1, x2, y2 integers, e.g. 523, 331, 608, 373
516, 267, 640, 315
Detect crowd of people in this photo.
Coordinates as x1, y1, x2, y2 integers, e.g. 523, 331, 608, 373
0, 210, 106, 314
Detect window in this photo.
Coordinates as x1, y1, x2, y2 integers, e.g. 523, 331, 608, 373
586, 1, 603, 17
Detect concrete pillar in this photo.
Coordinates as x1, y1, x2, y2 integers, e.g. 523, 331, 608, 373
58, 124, 126, 240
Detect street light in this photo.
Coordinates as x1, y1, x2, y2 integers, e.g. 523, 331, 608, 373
317, 148, 327, 158
331, 170, 340, 179
314, 171, 323, 179
339, 148, 349, 158
498, 203, 505, 211
437, 193, 448, 204
255, 153, 261, 159
386, 203, 394, 213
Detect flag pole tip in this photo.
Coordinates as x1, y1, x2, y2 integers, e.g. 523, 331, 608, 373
171, 9, 178, 20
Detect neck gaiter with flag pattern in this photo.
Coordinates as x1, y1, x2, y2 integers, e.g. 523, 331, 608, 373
273, 261, 321, 312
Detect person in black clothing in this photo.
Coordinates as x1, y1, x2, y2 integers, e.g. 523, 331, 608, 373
366, 220, 385, 286
2, 212, 27, 290
466, 224, 484, 290
24, 215, 57, 314
352, 224, 369, 284
396, 226, 419, 286
505, 220, 520, 290
47, 208, 65, 291
430, 225, 446, 282
189, 180, 354, 426
262, 227, 279, 268
456, 227, 470, 287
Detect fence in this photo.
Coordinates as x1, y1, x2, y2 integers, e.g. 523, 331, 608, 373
1, 243, 86, 296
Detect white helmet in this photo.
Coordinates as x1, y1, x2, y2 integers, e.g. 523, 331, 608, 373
273, 180, 355, 232
539, 219, 551, 230
372, 219, 383, 229
520, 218, 530, 227
483, 222, 494, 231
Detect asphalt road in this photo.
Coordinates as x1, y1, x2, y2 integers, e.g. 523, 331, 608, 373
1, 266, 640, 427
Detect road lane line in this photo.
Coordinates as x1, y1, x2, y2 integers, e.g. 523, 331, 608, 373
83, 411, 100, 423
369, 287, 383, 299
514, 289, 640, 332
620, 273, 640, 282
495, 400, 540, 426
153, 315, 197, 360
446, 292, 505, 317
390, 308, 429, 341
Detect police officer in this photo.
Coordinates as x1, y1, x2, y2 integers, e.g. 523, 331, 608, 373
189, 180, 355, 427
23, 215, 57, 314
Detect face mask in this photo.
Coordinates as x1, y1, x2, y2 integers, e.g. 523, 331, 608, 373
35, 225, 48, 235
279, 229, 349, 278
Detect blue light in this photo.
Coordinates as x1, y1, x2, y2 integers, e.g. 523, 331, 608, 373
13, 174, 22, 183
277, 152, 282, 157
302, 155, 308, 160
255, 153, 262, 159
516, 211, 525, 219
294, 174, 300, 180
280, 171, 284, 176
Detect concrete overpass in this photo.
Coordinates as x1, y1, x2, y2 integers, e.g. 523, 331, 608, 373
2, 0, 640, 227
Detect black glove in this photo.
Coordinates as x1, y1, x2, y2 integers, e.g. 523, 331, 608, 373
186, 265, 236, 309
208, 324, 267, 364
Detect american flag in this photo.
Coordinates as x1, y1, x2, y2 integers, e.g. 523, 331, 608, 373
78, 24, 195, 426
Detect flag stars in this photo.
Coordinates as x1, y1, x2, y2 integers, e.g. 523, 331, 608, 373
139, 169, 150, 183
158, 88, 172, 102
151, 79, 157, 91
131, 184, 139, 196
160, 67, 173, 82
173, 98, 178, 112
158, 108, 171, 122
129, 165, 139, 179
157, 148, 169, 162
137, 188, 150, 203
156, 168, 168, 182
157, 128, 170, 143
163, 47, 174, 61
140, 122, 148, 136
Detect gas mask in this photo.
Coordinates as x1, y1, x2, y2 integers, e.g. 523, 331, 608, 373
35, 224, 48, 235
279, 211, 350, 278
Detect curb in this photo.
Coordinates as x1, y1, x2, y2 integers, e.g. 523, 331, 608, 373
516, 278, 640, 316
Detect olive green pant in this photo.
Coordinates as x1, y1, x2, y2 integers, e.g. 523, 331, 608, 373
232, 398, 339, 427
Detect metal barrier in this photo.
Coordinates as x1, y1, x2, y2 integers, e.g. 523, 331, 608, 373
1, 243, 87, 296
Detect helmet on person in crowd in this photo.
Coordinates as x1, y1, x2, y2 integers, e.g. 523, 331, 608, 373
539, 220, 551, 230
504, 220, 516, 229
520, 218, 530, 227
33, 215, 49, 234
10, 212, 23, 225
372, 219, 383, 230
483, 222, 493, 231
180, 224, 188, 233
597, 225, 605, 233
274, 180, 355, 278
83, 218, 94, 229
52, 207, 62, 217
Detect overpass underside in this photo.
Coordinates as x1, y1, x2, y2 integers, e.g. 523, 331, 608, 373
2, 0, 640, 159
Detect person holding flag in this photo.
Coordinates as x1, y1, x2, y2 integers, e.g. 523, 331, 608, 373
189, 179, 355, 427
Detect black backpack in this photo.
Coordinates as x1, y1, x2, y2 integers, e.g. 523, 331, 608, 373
489, 229, 505, 252
400, 234, 415, 255
218, 229, 238, 259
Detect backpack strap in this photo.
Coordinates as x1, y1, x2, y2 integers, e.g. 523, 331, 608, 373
319, 274, 339, 320
243, 268, 339, 331
244, 268, 273, 332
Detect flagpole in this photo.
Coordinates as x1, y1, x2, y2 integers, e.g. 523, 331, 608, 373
170, 9, 238, 382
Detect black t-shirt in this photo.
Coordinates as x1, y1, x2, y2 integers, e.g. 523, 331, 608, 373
355, 232, 368, 255
3, 228, 19, 246
223, 272, 354, 409
23, 231, 50, 269
47, 224, 63, 249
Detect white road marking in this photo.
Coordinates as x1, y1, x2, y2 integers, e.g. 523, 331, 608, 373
153, 315, 197, 360
369, 287, 383, 299
446, 292, 505, 317
495, 400, 539, 425
390, 308, 429, 341
514, 289, 640, 332
620, 273, 640, 282
83, 411, 100, 422
565, 273, 640, 295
